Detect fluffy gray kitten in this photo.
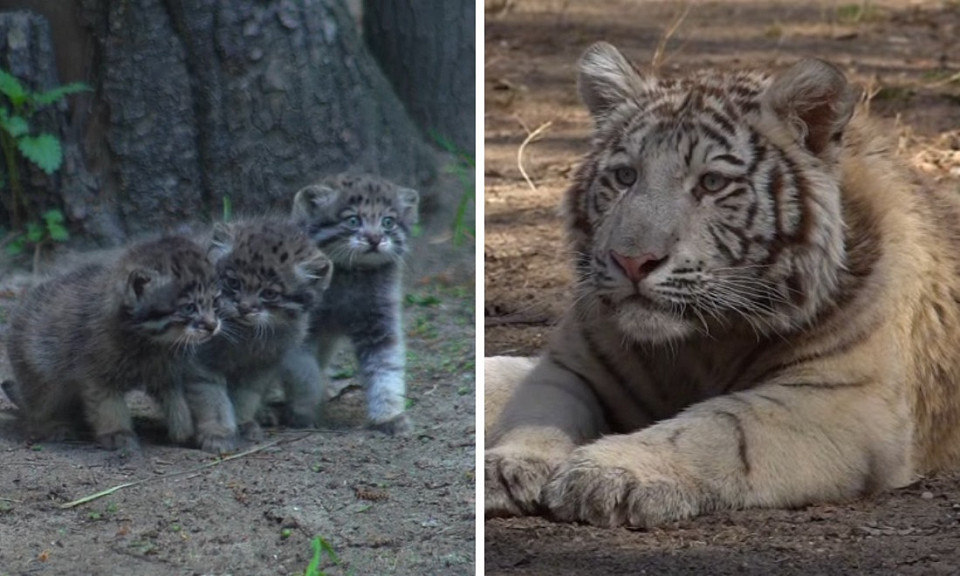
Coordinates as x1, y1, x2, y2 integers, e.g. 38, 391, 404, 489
187, 218, 332, 452
3, 236, 221, 451
289, 173, 419, 434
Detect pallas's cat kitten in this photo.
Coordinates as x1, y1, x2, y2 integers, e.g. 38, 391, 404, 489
3, 236, 220, 451
188, 218, 332, 452
290, 173, 419, 434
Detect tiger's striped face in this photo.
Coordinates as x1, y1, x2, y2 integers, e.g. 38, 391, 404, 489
569, 43, 856, 343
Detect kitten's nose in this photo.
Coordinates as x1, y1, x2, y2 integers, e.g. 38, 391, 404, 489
610, 250, 667, 283
366, 233, 382, 246
204, 316, 220, 335
239, 301, 261, 315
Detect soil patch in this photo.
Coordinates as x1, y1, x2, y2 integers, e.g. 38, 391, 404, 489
0, 201, 476, 574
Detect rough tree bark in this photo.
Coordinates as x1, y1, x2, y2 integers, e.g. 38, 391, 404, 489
362, 0, 475, 156
0, 0, 438, 244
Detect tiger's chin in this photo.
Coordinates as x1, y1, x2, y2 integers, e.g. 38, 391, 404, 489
612, 299, 697, 344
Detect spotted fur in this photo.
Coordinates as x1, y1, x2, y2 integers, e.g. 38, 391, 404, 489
188, 218, 332, 452
485, 42, 960, 528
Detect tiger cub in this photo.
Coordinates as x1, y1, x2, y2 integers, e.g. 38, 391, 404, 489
290, 173, 419, 434
485, 42, 960, 528
188, 218, 332, 452
4, 236, 220, 451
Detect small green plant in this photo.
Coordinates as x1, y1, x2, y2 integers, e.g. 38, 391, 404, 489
433, 133, 475, 246
405, 292, 441, 307
5, 209, 69, 257
0, 68, 89, 230
222, 195, 233, 222
304, 536, 341, 576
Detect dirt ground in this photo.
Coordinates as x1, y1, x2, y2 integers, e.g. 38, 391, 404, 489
0, 197, 476, 574
484, 0, 960, 573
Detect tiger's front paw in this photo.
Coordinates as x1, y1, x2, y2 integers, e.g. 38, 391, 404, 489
543, 444, 706, 528
485, 446, 558, 518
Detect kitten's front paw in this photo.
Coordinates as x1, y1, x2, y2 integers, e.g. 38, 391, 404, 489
369, 413, 411, 436
543, 445, 704, 528
283, 406, 318, 429
238, 421, 264, 442
197, 433, 238, 455
485, 447, 557, 518
166, 409, 196, 445
256, 404, 282, 428
96, 430, 141, 453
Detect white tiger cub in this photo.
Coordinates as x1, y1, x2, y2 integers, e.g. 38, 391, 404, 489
485, 42, 960, 528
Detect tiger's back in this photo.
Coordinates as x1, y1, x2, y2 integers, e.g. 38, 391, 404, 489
485, 42, 960, 527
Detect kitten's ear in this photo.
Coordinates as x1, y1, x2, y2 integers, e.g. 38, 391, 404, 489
578, 42, 649, 119
125, 268, 160, 301
208, 222, 235, 261
292, 184, 340, 220
762, 58, 857, 157
297, 251, 333, 290
397, 187, 420, 225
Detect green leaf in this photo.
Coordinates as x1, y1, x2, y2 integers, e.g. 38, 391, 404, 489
47, 222, 69, 242
1, 115, 29, 138
33, 82, 92, 107
26, 222, 44, 243
17, 133, 62, 174
0, 69, 27, 107
5, 237, 24, 256
42, 209, 65, 224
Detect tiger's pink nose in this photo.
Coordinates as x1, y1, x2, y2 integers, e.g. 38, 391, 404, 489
610, 250, 667, 283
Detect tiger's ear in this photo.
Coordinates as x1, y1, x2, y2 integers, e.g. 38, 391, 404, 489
292, 184, 340, 221
762, 59, 857, 157
397, 187, 420, 226
578, 42, 648, 119
296, 251, 333, 290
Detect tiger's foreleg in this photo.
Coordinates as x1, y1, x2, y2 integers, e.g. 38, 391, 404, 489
485, 355, 608, 518
543, 382, 914, 528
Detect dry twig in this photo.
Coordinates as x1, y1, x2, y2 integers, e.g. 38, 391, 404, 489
59, 434, 312, 509
652, 2, 692, 71
517, 120, 553, 192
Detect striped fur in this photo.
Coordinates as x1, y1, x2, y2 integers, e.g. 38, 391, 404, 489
485, 42, 960, 528
5, 236, 221, 451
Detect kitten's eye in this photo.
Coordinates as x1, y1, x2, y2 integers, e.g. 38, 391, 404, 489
179, 303, 198, 315
344, 215, 361, 229
699, 172, 729, 193
223, 276, 241, 291
260, 288, 280, 302
612, 166, 638, 188
381, 216, 396, 230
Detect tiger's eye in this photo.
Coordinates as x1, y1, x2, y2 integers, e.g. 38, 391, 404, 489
613, 167, 638, 187
699, 172, 729, 193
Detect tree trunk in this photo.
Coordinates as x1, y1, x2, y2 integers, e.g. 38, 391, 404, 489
0, 0, 438, 244
362, 0, 475, 156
